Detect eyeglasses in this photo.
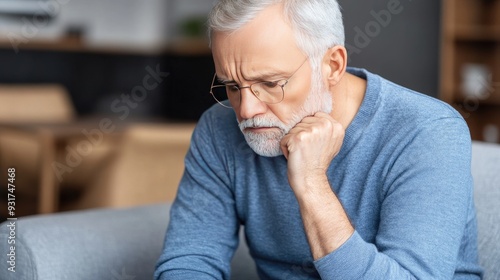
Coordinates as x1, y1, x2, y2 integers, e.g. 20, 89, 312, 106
209, 58, 308, 108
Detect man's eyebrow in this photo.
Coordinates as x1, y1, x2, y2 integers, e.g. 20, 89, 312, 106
217, 77, 235, 84
217, 70, 287, 84
245, 71, 285, 82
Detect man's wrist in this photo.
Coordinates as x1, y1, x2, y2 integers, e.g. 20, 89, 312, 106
289, 170, 330, 197
293, 178, 355, 259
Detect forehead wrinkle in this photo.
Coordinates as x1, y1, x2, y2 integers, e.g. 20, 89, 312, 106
217, 59, 251, 84
218, 63, 293, 85
243, 67, 291, 82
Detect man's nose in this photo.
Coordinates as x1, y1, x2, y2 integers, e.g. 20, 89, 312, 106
238, 87, 267, 120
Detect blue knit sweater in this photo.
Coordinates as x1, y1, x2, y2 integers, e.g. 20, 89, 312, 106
155, 68, 482, 279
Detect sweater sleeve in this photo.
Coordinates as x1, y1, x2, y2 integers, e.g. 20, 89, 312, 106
154, 111, 239, 280
313, 117, 481, 279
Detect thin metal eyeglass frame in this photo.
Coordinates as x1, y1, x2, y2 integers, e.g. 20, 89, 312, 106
209, 58, 309, 108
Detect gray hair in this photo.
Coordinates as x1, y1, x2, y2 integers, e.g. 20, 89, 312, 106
207, 0, 345, 68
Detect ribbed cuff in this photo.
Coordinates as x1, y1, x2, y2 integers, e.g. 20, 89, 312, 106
313, 231, 377, 279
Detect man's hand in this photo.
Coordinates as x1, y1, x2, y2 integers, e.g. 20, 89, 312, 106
280, 112, 345, 194
280, 112, 353, 260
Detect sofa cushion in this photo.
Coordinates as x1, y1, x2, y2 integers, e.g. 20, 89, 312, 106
472, 141, 500, 280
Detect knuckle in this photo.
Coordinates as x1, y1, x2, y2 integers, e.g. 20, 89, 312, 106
333, 122, 343, 131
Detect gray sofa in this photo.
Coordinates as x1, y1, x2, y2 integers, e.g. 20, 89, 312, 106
1, 141, 499, 279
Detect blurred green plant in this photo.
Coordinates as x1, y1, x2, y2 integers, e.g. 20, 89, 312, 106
179, 16, 207, 38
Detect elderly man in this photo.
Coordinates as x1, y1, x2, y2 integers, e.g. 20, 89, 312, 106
155, 0, 482, 279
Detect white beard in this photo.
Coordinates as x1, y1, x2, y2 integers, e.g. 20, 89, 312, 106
238, 73, 333, 157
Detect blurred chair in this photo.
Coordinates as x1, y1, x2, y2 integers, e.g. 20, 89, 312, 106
0, 84, 75, 123
0, 84, 75, 216
0, 84, 116, 215
61, 123, 196, 211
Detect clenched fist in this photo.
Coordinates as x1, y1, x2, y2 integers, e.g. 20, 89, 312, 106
280, 112, 345, 195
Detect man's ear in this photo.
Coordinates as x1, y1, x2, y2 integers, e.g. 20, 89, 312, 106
321, 46, 348, 87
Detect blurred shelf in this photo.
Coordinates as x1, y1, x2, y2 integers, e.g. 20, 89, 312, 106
455, 26, 500, 42
443, 87, 500, 106
440, 0, 500, 143
452, 96, 500, 106
167, 38, 211, 56
0, 36, 211, 56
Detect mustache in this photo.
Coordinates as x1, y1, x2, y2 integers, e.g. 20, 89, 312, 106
238, 116, 287, 131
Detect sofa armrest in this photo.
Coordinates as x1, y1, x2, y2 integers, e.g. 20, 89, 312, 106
0, 204, 170, 279
0, 203, 258, 279
472, 141, 500, 280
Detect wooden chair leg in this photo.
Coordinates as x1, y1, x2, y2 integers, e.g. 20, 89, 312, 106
38, 129, 58, 214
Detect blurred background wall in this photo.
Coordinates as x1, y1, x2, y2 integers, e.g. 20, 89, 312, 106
341, 0, 441, 98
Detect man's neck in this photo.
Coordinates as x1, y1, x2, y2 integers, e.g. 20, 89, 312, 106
330, 72, 367, 129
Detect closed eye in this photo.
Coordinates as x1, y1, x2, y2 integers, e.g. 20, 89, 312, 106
260, 81, 279, 89
226, 84, 239, 94
260, 80, 288, 89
